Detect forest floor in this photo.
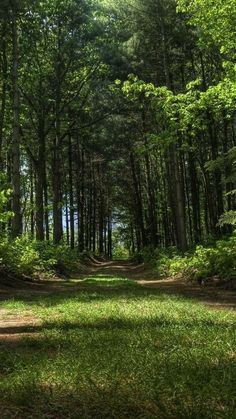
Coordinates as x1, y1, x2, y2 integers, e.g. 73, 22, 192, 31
0, 260, 236, 418
1, 259, 236, 310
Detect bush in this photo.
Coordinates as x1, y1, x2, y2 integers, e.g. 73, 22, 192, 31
177, 236, 236, 281
0, 238, 78, 279
0, 238, 39, 277
112, 245, 129, 260
140, 234, 236, 283
32, 241, 78, 274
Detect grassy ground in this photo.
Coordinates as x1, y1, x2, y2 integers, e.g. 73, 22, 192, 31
0, 268, 236, 418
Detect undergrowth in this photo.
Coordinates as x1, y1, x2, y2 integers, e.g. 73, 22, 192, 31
0, 238, 78, 279
141, 233, 236, 283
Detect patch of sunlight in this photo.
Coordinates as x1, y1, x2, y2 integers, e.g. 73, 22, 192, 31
0, 300, 30, 311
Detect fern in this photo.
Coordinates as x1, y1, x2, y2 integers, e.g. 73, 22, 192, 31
218, 211, 236, 226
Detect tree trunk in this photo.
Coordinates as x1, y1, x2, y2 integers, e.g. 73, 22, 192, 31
35, 164, 44, 241
52, 140, 63, 243
108, 211, 112, 260
43, 170, 49, 241
170, 146, 187, 252
130, 152, 146, 248
0, 20, 7, 169
188, 149, 201, 242
78, 148, 85, 252
68, 135, 75, 248
11, 8, 22, 237
30, 164, 34, 237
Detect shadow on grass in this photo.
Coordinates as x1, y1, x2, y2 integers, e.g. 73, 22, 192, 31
1, 278, 236, 313
0, 309, 235, 337
1, 271, 236, 312
0, 383, 173, 419
0, 325, 42, 335
0, 283, 235, 418
0, 350, 235, 419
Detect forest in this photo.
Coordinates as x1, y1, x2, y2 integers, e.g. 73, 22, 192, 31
0, 0, 236, 418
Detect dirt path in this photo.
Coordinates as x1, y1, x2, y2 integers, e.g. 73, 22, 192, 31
0, 309, 42, 346
92, 260, 236, 311
0, 260, 236, 312
0, 260, 235, 343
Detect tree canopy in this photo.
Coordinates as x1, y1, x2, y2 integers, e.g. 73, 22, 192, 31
0, 0, 235, 256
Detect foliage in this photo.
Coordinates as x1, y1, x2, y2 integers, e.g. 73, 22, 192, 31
120, 75, 236, 143
177, 0, 236, 60
0, 238, 78, 278
112, 228, 130, 260
0, 173, 13, 223
142, 235, 236, 282
219, 211, 236, 227
32, 241, 78, 275
0, 238, 40, 277
112, 244, 129, 260
1, 0, 236, 264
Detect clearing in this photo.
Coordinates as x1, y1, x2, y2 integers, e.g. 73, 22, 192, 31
0, 261, 236, 418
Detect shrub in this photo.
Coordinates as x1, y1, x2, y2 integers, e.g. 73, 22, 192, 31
182, 236, 236, 281
113, 245, 129, 260
0, 238, 40, 277
140, 234, 236, 283
0, 173, 13, 223
0, 238, 79, 279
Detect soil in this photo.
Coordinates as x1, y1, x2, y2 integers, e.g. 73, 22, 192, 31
0, 310, 42, 346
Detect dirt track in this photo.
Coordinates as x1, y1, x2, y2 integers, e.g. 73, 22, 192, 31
0, 260, 236, 345
94, 260, 236, 311
0, 260, 236, 312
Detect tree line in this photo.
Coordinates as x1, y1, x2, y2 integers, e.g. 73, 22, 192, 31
0, 0, 235, 256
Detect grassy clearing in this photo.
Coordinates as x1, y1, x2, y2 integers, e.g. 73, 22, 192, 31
0, 272, 236, 418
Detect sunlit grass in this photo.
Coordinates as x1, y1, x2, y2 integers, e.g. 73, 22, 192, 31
82, 275, 137, 287
0, 275, 236, 418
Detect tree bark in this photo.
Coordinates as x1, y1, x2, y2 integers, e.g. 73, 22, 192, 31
11, 8, 22, 237
0, 20, 7, 169
52, 19, 63, 244
130, 152, 146, 248
68, 134, 75, 248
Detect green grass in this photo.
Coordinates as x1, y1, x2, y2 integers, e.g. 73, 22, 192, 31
0, 273, 236, 418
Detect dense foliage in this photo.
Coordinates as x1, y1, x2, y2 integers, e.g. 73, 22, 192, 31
141, 234, 236, 283
0, 238, 78, 278
0, 0, 235, 278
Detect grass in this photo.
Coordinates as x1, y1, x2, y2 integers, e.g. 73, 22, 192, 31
0, 272, 236, 418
